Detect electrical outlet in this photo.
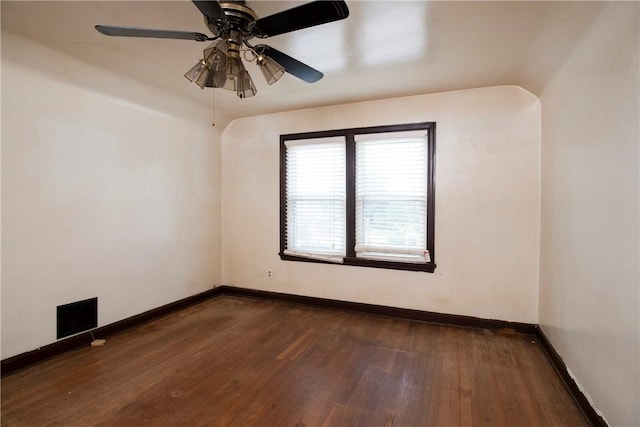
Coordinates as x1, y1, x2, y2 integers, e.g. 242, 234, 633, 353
267, 270, 272, 279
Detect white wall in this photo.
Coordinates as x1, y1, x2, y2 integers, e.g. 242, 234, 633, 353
1, 32, 222, 359
538, 3, 639, 426
222, 86, 541, 323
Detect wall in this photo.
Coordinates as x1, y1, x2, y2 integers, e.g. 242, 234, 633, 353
1, 32, 222, 359
222, 86, 541, 323
538, 2, 639, 426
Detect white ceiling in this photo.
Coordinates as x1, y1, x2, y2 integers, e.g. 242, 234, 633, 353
2, 1, 606, 121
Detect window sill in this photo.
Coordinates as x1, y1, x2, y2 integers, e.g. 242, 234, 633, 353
280, 253, 436, 273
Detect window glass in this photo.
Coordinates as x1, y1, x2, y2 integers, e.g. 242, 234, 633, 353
355, 131, 429, 263
285, 137, 346, 261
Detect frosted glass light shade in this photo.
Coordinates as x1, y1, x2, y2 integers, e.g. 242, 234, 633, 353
208, 68, 230, 89
226, 56, 244, 80
257, 55, 285, 85
186, 40, 229, 89
236, 70, 257, 98
203, 41, 228, 72
184, 59, 210, 89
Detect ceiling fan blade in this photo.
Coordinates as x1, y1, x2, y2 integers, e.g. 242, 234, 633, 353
95, 25, 210, 41
252, 1, 349, 37
192, 1, 226, 21
256, 45, 323, 83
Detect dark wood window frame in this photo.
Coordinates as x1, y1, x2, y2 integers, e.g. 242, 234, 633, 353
280, 122, 436, 273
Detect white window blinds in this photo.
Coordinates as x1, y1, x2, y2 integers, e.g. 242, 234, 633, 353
285, 137, 346, 262
355, 130, 429, 263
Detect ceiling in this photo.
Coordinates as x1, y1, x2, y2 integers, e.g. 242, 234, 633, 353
2, 1, 606, 121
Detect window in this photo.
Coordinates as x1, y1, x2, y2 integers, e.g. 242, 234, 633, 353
280, 122, 435, 272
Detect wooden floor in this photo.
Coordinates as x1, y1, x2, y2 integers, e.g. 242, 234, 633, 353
2, 295, 587, 427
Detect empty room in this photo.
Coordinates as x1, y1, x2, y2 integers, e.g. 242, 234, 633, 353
1, 1, 638, 426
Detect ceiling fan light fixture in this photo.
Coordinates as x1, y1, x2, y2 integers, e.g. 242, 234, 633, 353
226, 55, 244, 81
184, 59, 210, 89
257, 54, 285, 85
203, 40, 228, 72
187, 40, 230, 89
208, 68, 229, 89
236, 70, 257, 98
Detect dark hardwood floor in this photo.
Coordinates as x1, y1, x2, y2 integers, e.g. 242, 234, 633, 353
1, 295, 587, 426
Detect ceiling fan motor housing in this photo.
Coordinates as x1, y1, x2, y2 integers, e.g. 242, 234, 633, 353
205, 1, 258, 39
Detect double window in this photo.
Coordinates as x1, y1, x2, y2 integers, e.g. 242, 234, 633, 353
280, 122, 436, 272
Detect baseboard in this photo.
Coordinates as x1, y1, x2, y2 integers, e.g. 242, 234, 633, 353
216, 285, 539, 335
536, 327, 608, 427
1, 287, 222, 377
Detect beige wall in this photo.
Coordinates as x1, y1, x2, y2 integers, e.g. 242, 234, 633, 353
539, 3, 639, 426
222, 86, 541, 323
1, 33, 222, 359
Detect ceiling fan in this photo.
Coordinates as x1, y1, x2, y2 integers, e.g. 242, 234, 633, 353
95, 1, 349, 98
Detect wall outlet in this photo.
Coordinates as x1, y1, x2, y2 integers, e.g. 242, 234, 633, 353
267, 270, 272, 279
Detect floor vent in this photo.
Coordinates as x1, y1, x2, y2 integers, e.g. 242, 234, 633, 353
57, 297, 98, 339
